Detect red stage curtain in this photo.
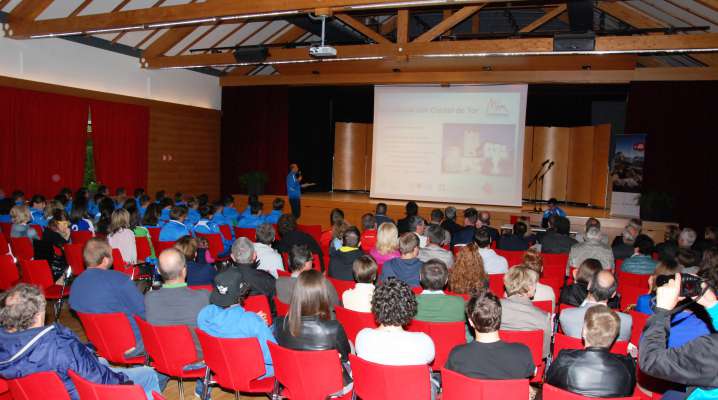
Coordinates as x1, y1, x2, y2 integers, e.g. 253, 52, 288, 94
0, 86, 88, 197
89, 100, 149, 193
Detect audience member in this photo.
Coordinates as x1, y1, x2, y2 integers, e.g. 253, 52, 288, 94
612, 219, 643, 247
9, 205, 39, 241
542, 198, 566, 228
355, 279, 435, 365
541, 216, 577, 254
397, 201, 419, 235
174, 236, 216, 286
0, 284, 160, 400
428, 208, 451, 246
476, 230, 508, 274
69, 199, 95, 233
620, 234, 658, 274
158, 205, 190, 242
254, 223, 284, 278
275, 270, 352, 388
500, 267, 551, 358
95, 197, 117, 234
29, 194, 47, 227
612, 226, 638, 261
275, 214, 325, 271
477, 211, 500, 244
560, 270, 632, 341
329, 226, 365, 281
374, 202, 394, 226
678, 247, 701, 274
194, 204, 231, 255
107, 208, 137, 264
694, 226, 718, 256
0, 198, 13, 223
409, 215, 428, 248
448, 243, 488, 294
237, 201, 265, 229
445, 290, 535, 380
197, 271, 276, 377
522, 249, 556, 311
546, 305, 636, 398
359, 213, 378, 251
451, 208, 478, 247
498, 221, 530, 251
184, 197, 200, 226
320, 208, 346, 252
69, 238, 146, 357
561, 258, 620, 309
655, 224, 680, 262
441, 206, 462, 236
418, 224, 454, 267
574, 217, 609, 245
34, 209, 71, 282
276, 245, 339, 307
568, 226, 615, 271
369, 222, 401, 265
380, 233, 423, 287
220, 238, 277, 315
415, 260, 465, 325
141, 203, 162, 228
342, 255, 377, 313
264, 198, 284, 225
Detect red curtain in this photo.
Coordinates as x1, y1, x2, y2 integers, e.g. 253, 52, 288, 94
89, 100, 149, 192
0, 87, 88, 197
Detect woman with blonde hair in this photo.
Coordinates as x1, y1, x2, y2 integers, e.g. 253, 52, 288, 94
9, 205, 40, 241
448, 243, 488, 294
369, 222, 401, 265
107, 208, 137, 264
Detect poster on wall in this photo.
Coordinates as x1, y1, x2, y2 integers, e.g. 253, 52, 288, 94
610, 134, 646, 217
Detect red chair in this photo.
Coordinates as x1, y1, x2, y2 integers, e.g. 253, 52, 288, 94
152, 392, 166, 400
269, 342, 350, 400
533, 300, 553, 314
135, 318, 204, 399
406, 320, 465, 369
6, 371, 69, 400
0, 255, 19, 290
189, 285, 213, 292
558, 303, 576, 314
277, 269, 291, 278
539, 277, 563, 302
69, 370, 145, 399
616, 258, 624, 270
196, 330, 275, 397
629, 310, 650, 349
76, 312, 145, 365
0, 234, 9, 255
312, 254, 322, 273
0, 223, 11, 242
334, 305, 377, 344
543, 253, 569, 269
195, 232, 225, 260
274, 295, 290, 316
452, 244, 466, 256
218, 225, 233, 241
495, 249, 524, 267
64, 243, 85, 276
297, 224, 323, 245
135, 237, 153, 261
552, 333, 629, 358
155, 241, 176, 255
147, 227, 161, 244
441, 367, 529, 400
620, 285, 649, 310
9, 237, 33, 260
543, 383, 640, 399
18, 259, 69, 307
233, 227, 254, 241
488, 273, 505, 297
70, 230, 93, 246
499, 330, 545, 382
349, 354, 431, 400
328, 277, 356, 299
244, 295, 273, 326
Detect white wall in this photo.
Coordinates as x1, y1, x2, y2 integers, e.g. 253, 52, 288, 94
0, 34, 221, 110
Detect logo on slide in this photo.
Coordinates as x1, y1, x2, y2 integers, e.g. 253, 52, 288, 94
486, 98, 509, 116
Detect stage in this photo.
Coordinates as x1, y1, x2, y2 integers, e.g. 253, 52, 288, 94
234, 192, 672, 243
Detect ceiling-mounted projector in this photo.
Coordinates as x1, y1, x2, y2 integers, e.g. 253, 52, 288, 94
309, 45, 337, 58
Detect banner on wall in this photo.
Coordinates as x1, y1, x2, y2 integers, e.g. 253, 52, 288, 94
610, 134, 646, 217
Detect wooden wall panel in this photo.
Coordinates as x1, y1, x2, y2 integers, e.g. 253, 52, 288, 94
522, 126, 535, 198
364, 125, 373, 191
566, 126, 595, 204
147, 107, 220, 200
591, 124, 611, 208
532, 127, 570, 201
333, 122, 368, 190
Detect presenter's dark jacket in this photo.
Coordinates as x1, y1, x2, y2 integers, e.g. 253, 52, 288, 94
328, 246, 365, 281
451, 226, 476, 247
546, 347, 636, 398
275, 230, 325, 271
540, 232, 577, 254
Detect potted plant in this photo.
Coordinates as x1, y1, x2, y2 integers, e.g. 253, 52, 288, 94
238, 171, 268, 196
638, 191, 673, 222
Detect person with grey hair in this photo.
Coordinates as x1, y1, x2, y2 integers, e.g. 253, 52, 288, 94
569, 226, 615, 271
575, 217, 609, 245
418, 224, 454, 267
409, 215, 428, 248
477, 211, 500, 244
612, 226, 638, 261
441, 206, 462, 235
254, 223, 284, 278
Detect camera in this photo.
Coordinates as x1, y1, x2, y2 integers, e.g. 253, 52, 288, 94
655, 273, 704, 298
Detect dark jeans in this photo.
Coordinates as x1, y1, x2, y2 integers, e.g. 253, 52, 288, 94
661, 390, 688, 400
289, 197, 301, 219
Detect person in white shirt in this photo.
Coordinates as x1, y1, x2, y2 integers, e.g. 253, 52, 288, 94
476, 230, 508, 274
342, 255, 377, 313
107, 208, 137, 264
253, 223, 284, 278
409, 215, 428, 248
355, 278, 435, 366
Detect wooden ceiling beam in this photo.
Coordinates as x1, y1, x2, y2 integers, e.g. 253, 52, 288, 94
397, 9, 409, 44
68, 0, 93, 18
144, 33, 718, 69
226, 24, 307, 76
519, 4, 567, 33
413, 5, 483, 43
379, 15, 397, 35
7, 0, 514, 38
219, 66, 718, 86
335, 13, 391, 44
8, 0, 53, 21
142, 26, 198, 58
597, 1, 668, 29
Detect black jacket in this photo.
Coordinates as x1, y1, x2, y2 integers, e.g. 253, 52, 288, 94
275, 230, 325, 270
328, 247, 365, 281
640, 308, 718, 395
559, 282, 621, 309
540, 232, 577, 254
546, 347, 636, 398
498, 234, 530, 251
612, 242, 634, 261
451, 226, 476, 247
397, 216, 412, 235
222, 263, 277, 315
441, 219, 463, 235
478, 226, 500, 244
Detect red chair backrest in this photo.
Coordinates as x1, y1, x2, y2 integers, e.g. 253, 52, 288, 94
7, 371, 70, 400
552, 333, 628, 359
406, 320, 465, 368
615, 258, 624, 270
0, 223, 11, 242
152, 392, 166, 400
539, 277, 563, 302
619, 285, 648, 310
334, 305, 378, 344
146, 227, 161, 240
441, 367, 529, 400
452, 245, 466, 256
312, 254, 322, 273
76, 312, 143, 365
319, 230, 333, 253
618, 270, 649, 289
558, 303, 576, 314
134, 317, 200, 377
233, 227, 254, 241
0, 255, 19, 290
499, 330, 544, 368
64, 243, 85, 276
244, 295, 273, 326
349, 354, 431, 400
135, 237, 152, 262
542, 253, 569, 269
70, 230, 93, 246
328, 277, 356, 299
488, 274, 505, 297
195, 233, 224, 260
19, 259, 54, 290
281, 252, 290, 269
189, 285, 213, 292
219, 225, 233, 241
196, 330, 270, 392
9, 237, 33, 261
542, 383, 639, 399
495, 249, 524, 268
297, 224, 322, 245
155, 241, 176, 255
629, 310, 650, 349
0, 234, 9, 255
277, 269, 291, 278
269, 342, 345, 400
69, 370, 145, 400
274, 296, 289, 316
533, 300, 553, 314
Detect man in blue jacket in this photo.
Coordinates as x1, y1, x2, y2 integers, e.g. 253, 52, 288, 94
237, 201, 265, 230
159, 206, 191, 242
0, 284, 160, 400
286, 164, 302, 219
29, 194, 47, 227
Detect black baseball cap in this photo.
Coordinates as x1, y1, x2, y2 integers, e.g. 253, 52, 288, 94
210, 269, 245, 308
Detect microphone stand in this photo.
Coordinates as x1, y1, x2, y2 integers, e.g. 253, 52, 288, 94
529, 162, 550, 212
537, 162, 555, 212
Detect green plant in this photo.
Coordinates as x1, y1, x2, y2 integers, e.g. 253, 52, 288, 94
238, 171, 269, 194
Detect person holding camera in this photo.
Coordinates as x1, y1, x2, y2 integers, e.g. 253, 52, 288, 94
640, 272, 718, 400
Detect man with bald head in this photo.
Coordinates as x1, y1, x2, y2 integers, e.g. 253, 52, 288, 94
559, 270, 633, 341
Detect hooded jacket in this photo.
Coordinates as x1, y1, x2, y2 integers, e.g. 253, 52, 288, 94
0, 324, 130, 400
328, 246, 365, 281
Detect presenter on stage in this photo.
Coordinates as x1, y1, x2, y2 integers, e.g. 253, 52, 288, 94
286, 163, 314, 219
542, 198, 567, 227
